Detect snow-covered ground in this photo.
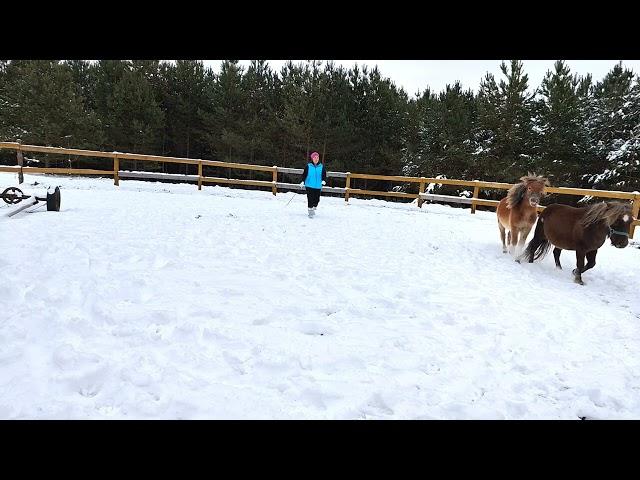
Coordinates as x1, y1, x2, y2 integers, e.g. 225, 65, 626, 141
1, 172, 640, 419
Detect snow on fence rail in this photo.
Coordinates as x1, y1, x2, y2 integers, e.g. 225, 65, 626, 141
2, 141, 639, 237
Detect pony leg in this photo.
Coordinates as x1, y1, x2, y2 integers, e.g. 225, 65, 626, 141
515, 225, 533, 261
553, 248, 562, 269
572, 251, 586, 285
521, 215, 550, 264
582, 250, 597, 274
520, 225, 534, 246
499, 224, 507, 253
510, 228, 520, 257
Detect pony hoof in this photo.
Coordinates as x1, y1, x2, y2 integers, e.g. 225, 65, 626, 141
572, 271, 584, 285
515, 259, 521, 264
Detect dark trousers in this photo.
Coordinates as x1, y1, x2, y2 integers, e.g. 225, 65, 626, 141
306, 188, 321, 208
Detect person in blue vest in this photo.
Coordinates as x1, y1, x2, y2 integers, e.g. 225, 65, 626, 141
299, 151, 327, 217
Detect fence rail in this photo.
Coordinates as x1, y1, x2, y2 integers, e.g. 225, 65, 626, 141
1, 141, 638, 237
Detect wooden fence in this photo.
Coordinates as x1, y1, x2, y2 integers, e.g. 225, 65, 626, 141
1, 141, 639, 238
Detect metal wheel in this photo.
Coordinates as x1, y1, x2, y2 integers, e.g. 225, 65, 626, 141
1, 187, 24, 204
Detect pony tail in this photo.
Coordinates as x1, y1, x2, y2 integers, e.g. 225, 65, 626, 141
519, 217, 551, 263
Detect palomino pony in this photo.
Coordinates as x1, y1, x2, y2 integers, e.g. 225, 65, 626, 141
497, 174, 550, 257
519, 202, 635, 284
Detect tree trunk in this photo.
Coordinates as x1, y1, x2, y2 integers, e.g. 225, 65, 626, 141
185, 132, 190, 175
322, 138, 327, 167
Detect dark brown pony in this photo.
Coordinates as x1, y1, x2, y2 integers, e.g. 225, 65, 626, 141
519, 202, 635, 284
497, 174, 549, 256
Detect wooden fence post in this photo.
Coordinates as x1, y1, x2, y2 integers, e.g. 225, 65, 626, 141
345, 172, 351, 203
198, 161, 203, 191
272, 167, 277, 196
631, 193, 640, 239
16, 139, 24, 184
417, 178, 426, 208
471, 182, 480, 214
113, 155, 119, 186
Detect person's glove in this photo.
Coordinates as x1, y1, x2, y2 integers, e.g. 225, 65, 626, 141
299, 182, 305, 187
321, 181, 326, 186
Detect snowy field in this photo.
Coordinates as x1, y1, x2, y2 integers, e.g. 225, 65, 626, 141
1, 172, 640, 419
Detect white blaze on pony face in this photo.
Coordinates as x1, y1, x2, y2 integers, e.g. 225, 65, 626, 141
609, 210, 632, 248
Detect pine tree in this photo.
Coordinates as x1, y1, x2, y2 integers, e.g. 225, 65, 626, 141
240, 60, 279, 165
475, 60, 538, 182
65, 60, 97, 111
0, 60, 13, 164
418, 82, 477, 181
536, 60, 593, 187
587, 63, 640, 190
203, 60, 248, 162
92, 60, 129, 146
162, 60, 213, 162
360, 66, 408, 177
316, 62, 358, 172
0, 60, 102, 163
107, 64, 165, 155
278, 61, 323, 166
401, 88, 436, 177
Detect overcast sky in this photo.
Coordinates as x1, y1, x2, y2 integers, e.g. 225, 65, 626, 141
203, 60, 640, 98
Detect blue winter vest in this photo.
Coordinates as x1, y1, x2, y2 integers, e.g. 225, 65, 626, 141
304, 163, 324, 189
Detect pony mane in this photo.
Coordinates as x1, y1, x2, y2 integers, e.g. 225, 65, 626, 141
581, 202, 632, 228
506, 173, 549, 209
506, 183, 527, 209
